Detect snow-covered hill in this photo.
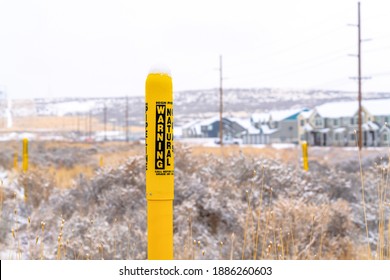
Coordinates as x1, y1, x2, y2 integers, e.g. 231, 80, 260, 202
7, 88, 390, 127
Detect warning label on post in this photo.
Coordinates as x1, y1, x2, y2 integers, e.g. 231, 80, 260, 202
155, 101, 174, 176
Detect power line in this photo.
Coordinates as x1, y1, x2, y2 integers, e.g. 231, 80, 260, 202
364, 45, 390, 54
227, 51, 349, 86
226, 22, 351, 69
226, 6, 352, 64
224, 39, 357, 86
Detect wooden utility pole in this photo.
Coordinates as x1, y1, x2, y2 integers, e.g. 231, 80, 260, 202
349, 2, 366, 150
219, 55, 223, 146
357, 1, 362, 150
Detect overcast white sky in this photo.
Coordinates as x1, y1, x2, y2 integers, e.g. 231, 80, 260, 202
0, 0, 389, 99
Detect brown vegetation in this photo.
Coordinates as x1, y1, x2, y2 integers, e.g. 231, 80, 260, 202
0, 141, 388, 259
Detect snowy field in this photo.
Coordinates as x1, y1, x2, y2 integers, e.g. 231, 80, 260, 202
0, 141, 389, 260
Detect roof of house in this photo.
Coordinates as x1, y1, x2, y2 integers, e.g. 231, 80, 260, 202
314, 98, 390, 119
251, 112, 271, 123
270, 108, 309, 121
363, 99, 390, 116
300, 110, 313, 119
231, 117, 260, 134
181, 117, 217, 135
252, 108, 308, 123
315, 101, 358, 118
380, 125, 390, 132
181, 119, 202, 129
362, 121, 380, 131
260, 125, 278, 134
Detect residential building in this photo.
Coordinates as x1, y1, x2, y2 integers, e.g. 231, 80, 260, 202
363, 99, 390, 146
253, 108, 309, 144
299, 99, 390, 147
180, 117, 247, 140
232, 118, 276, 144
179, 99, 390, 147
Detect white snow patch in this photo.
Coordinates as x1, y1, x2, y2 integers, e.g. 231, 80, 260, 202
271, 143, 297, 149
363, 99, 390, 116
148, 64, 171, 76
316, 101, 357, 118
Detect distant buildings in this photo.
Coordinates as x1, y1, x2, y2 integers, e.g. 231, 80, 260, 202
181, 117, 248, 141
252, 108, 309, 144
180, 108, 308, 145
298, 99, 390, 147
178, 99, 390, 147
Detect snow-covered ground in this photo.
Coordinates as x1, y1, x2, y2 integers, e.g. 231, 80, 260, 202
0, 144, 388, 260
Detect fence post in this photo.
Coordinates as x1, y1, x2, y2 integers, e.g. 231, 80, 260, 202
145, 69, 174, 260
13, 152, 18, 170
302, 141, 309, 171
99, 156, 104, 168
22, 138, 28, 172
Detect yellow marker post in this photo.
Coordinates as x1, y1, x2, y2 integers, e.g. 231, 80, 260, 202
99, 156, 104, 168
22, 138, 29, 172
302, 141, 309, 171
145, 70, 174, 260
22, 138, 29, 202
13, 152, 18, 170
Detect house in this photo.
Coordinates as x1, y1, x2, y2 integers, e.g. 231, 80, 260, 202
180, 117, 247, 139
299, 99, 390, 147
379, 125, 390, 146
232, 117, 277, 144
181, 119, 203, 138
305, 102, 364, 146
179, 99, 390, 146
253, 108, 309, 144
363, 99, 390, 146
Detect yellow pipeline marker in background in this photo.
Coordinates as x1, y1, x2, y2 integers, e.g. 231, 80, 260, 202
302, 141, 309, 171
13, 152, 18, 170
145, 70, 174, 260
22, 138, 29, 172
99, 156, 104, 167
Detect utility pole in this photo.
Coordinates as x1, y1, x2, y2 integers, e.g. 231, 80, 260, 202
349, 2, 369, 150
125, 96, 129, 142
357, 1, 362, 151
219, 55, 223, 146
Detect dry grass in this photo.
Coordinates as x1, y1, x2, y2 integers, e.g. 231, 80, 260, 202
2, 141, 144, 189
189, 145, 299, 164
0, 116, 143, 134
189, 145, 390, 166
0, 142, 389, 260
46, 165, 95, 189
